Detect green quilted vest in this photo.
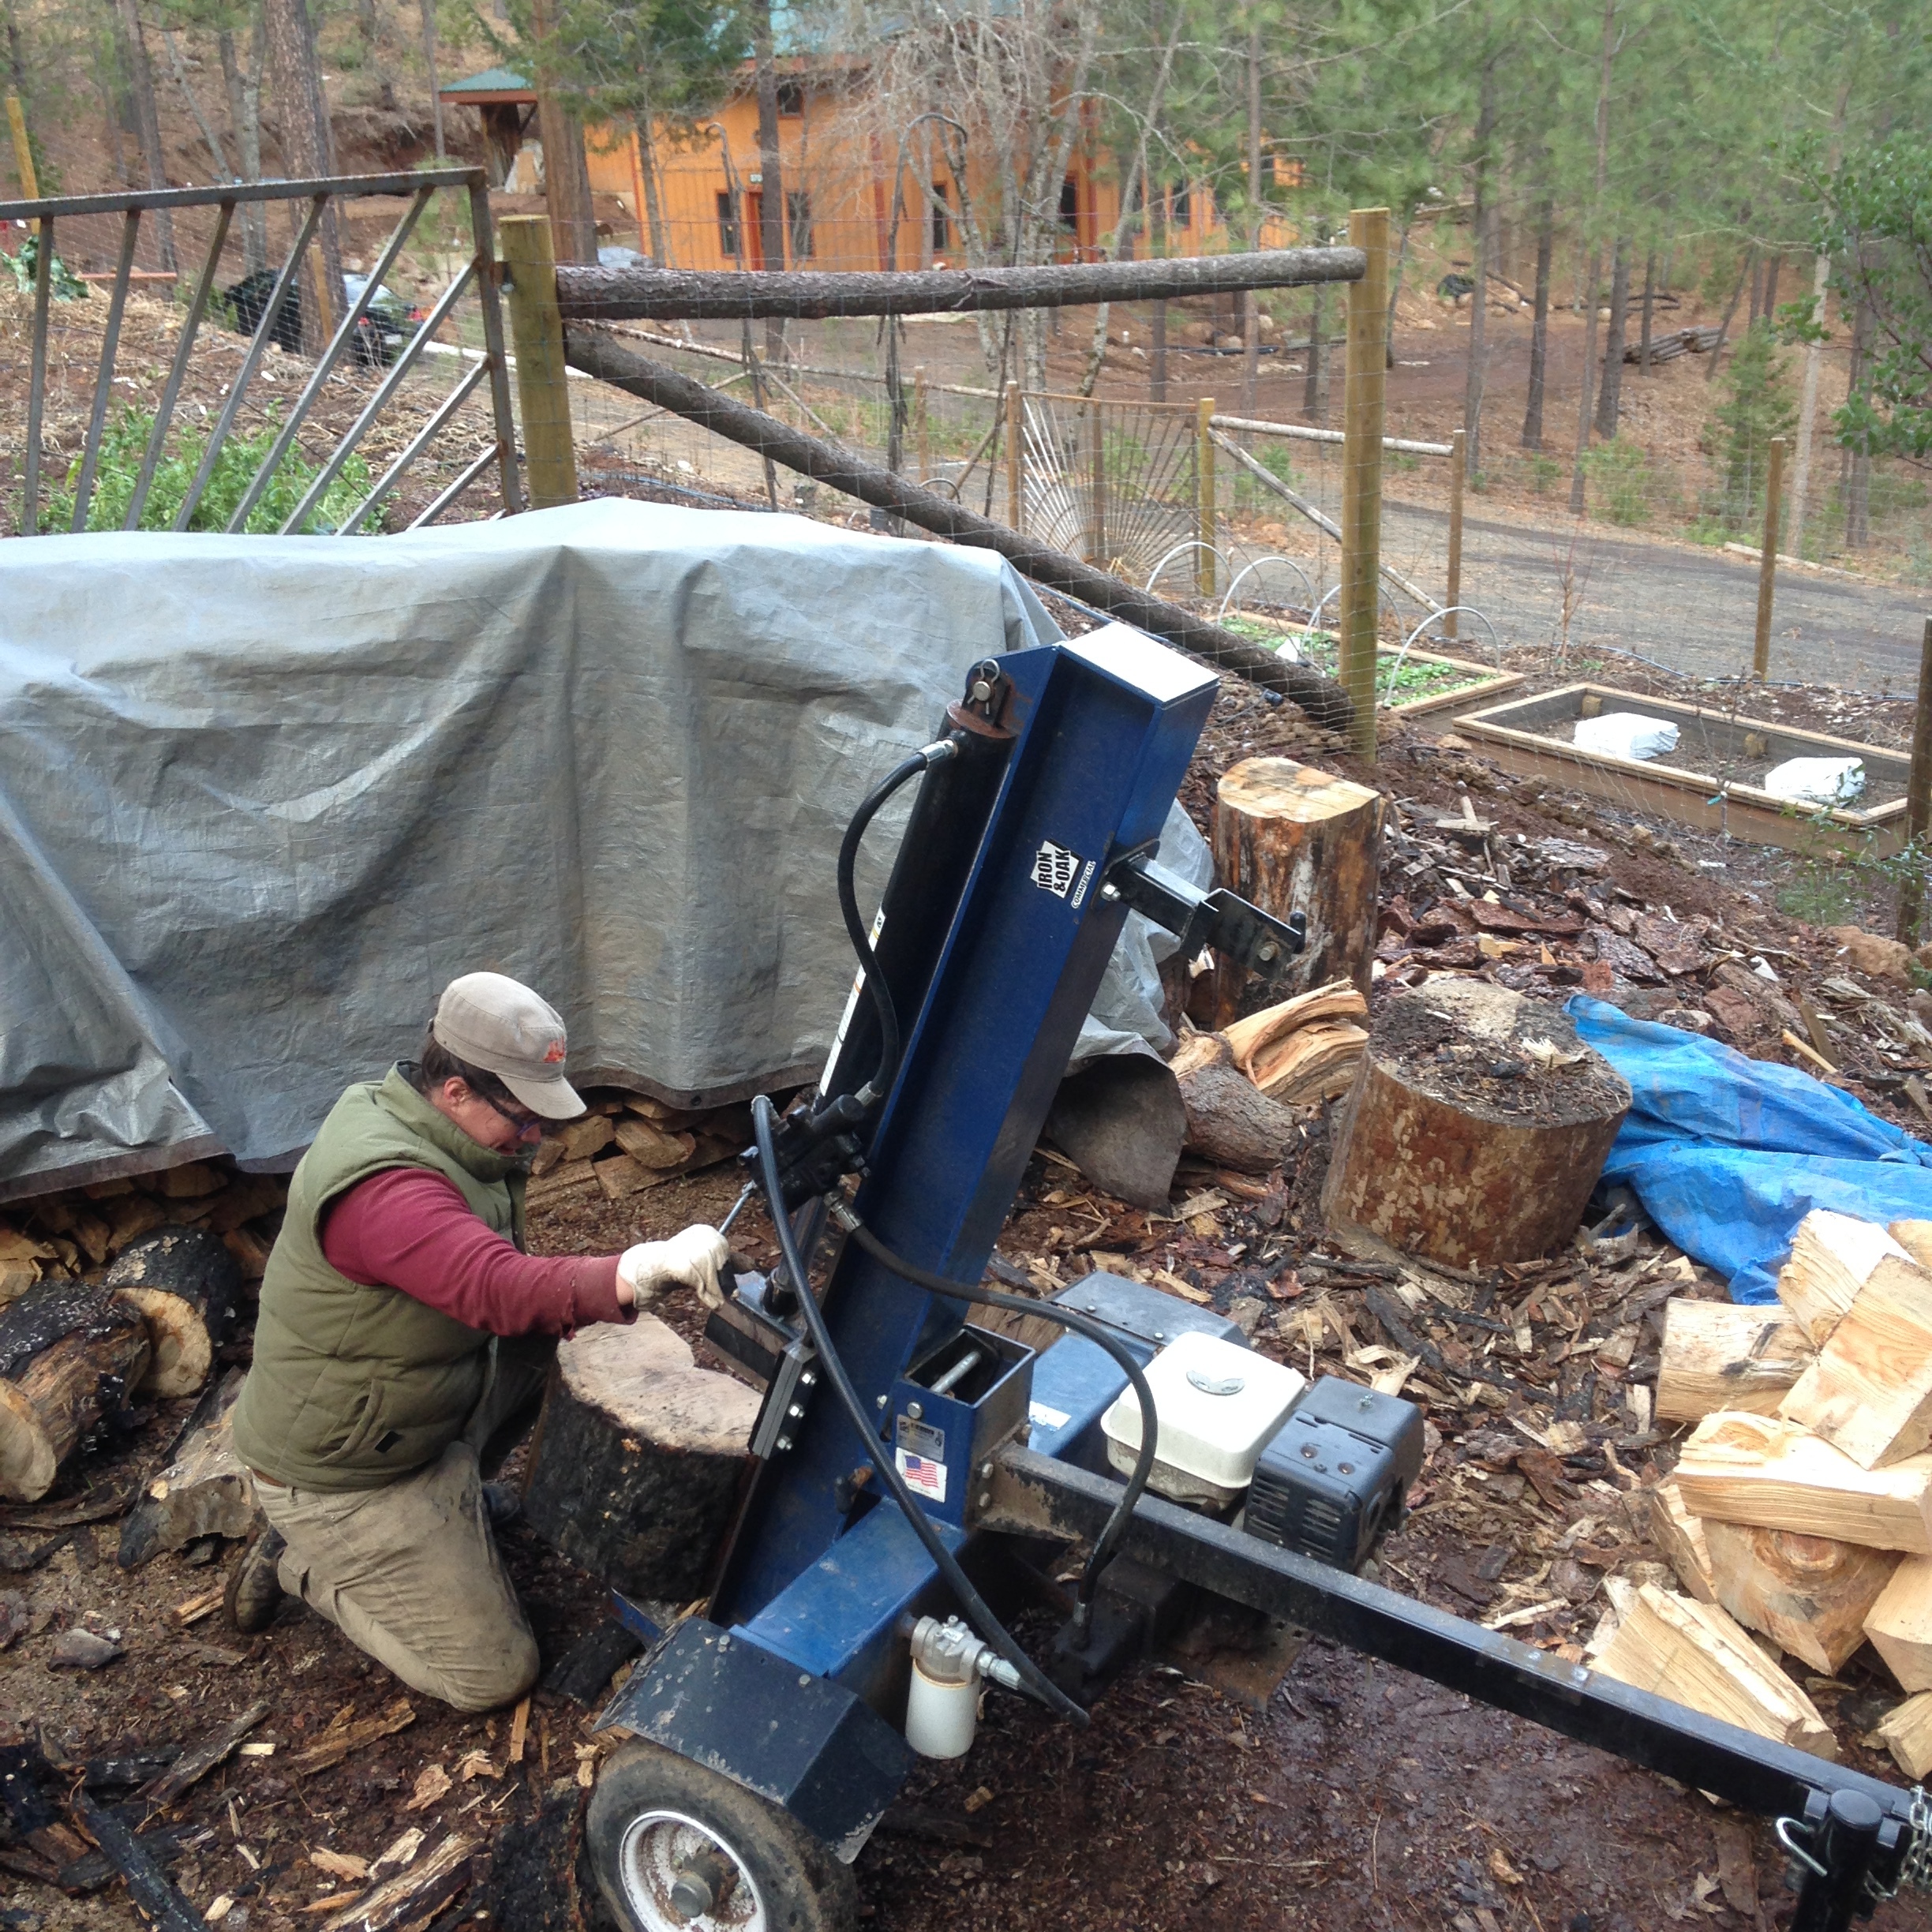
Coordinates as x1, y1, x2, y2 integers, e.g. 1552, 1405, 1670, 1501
232, 1067, 528, 1491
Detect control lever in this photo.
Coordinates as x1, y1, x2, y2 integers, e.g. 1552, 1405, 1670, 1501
1104, 853, 1306, 979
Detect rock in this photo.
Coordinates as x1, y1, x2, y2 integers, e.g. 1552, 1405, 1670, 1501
49, 1627, 122, 1669
1825, 926, 1914, 983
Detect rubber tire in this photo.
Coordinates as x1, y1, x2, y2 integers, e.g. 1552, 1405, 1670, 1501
586, 1739, 859, 1932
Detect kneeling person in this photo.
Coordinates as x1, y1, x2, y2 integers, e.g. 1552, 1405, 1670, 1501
228, 972, 726, 1712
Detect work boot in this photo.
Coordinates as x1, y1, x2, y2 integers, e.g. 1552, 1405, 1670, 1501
224, 1522, 288, 1634
481, 1482, 522, 1529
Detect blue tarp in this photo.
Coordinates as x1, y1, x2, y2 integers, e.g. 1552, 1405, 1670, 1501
1564, 994, 1932, 1302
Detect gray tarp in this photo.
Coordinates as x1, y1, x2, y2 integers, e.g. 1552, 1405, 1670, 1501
0, 500, 1065, 1196
1, 500, 1200, 1202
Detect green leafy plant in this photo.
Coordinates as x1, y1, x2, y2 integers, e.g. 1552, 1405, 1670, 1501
4, 233, 91, 301
43, 407, 375, 535
1581, 438, 1655, 526
1703, 322, 1798, 534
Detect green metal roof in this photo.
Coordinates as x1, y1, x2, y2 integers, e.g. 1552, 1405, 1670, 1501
440, 66, 533, 97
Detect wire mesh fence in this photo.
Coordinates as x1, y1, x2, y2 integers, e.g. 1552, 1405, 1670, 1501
0, 168, 518, 539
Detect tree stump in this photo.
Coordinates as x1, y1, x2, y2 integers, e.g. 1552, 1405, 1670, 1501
103, 1226, 242, 1399
522, 1315, 758, 1602
1320, 979, 1631, 1271
1204, 758, 1384, 1024
0, 1282, 152, 1503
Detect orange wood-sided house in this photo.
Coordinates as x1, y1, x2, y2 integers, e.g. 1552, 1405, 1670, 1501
442, 56, 1302, 273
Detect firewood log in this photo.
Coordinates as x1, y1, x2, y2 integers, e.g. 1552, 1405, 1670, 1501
1654, 1300, 1813, 1423
117, 1371, 256, 1568
1865, 1556, 1932, 1692
1221, 980, 1368, 1073
522, 1316, 758, 1601
1674, 1412, 1932, 1556
1700, 1519, 1900, 1672
1206, 758, 1385, 1023
1775, 1211, 1911, 1349
1591, 1584, 1836, 1758
0, 1282, 151, 1503
1175, 1060, 1300, 1174
1647, 1477, 1718, 1602
1889, 1219, 1932, 1271
1320, 979, 1631, 1270
1777, 1250, 1932, 1469
103, 1226, 242, 1399
1875, 1691, 1932, 1779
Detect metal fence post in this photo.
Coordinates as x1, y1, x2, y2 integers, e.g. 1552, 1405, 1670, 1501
1196, 396, 1216, 597
1005, 380, 1023, 531
1752, 433, 1788, 681
1446, 426, 1466, 642
500, 214, 578, 511
1339, 207, 1389, 762
1898, 616, 1932, 947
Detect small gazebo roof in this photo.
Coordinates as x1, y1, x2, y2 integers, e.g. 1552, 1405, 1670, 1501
439, 66, 535, 105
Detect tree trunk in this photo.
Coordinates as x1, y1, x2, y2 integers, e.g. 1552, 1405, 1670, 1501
0, 1282, 152, 1503
1567, 245, 1603, 512
1594, 236, 1629, 438
1320, 979, 1631, 1270
1207, 756, 1384, 1023
1638, 248, 1656, 375
1383, 216, 1411, 371
1762, 251, 1780, 319
529, 0, 595, 264
1462, 62, 1496, 477
1521, 197, 1552, 447
1241, 21, 1262, 414
1845, 267, 1875, 547
522, 1316, 757, 1601
750, 0, 786, 362
419, 0, 444, 159
112, 0, 176, 272
262, 0, 344, 349
1703, 247, 1754, 384
634, 114, 666, 262
219, 25, 268, 274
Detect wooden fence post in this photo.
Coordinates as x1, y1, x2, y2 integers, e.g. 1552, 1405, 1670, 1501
1340, 207, 1390, 761
1446, 426, 1466, 642
1005, 380, 1023, 531
1196, 396, 1217, 597
500, 215, 578, 511
1898, 616, 1932, 947
1752, 434, 1788, 681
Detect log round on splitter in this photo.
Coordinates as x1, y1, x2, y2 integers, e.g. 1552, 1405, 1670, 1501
1320, 978, 1631, 1270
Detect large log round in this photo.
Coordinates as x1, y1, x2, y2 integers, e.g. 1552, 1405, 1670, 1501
521, 1316, 758, 1602
1320, 979, 1631, 1270
1206, 758, 1384, 1024
0, 1282, 152, 1503
105, 1226, 242, 1398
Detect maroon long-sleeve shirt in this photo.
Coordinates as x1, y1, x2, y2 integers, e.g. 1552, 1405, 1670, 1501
320, 1167, 626, 1336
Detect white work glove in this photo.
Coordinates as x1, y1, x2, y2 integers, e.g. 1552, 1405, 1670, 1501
617, 1224, 731, 1309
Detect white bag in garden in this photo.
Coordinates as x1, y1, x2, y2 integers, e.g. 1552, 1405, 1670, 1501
1573, 712, 1681, 762
1762, 756, 1865, 806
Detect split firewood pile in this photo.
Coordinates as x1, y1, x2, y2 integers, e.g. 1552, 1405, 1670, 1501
522, 1092, 755, 1210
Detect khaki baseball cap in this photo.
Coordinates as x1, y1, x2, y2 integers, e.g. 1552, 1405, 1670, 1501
432, 972, 584, 1120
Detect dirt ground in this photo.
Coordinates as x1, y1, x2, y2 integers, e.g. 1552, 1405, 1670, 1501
9, 645, 1932, 1932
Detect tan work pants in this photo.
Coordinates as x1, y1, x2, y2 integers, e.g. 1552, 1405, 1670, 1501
253, 1336, 551, 1713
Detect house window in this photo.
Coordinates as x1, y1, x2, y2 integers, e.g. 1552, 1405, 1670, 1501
1271, 154, 1305, 189
776, 78, 805, 117
787, 189, 814, 260
1059, 176, 1080, 232
1168, 182, 1190, 229
930, 182, 952, 251
717, 189, 741, 260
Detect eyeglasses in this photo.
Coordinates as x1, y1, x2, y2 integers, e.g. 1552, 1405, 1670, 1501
474, 1088, 546, 1140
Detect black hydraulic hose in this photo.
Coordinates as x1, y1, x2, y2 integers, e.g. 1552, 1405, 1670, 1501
835, 741, 958, 1106
751, 1095, 1091, 1724
835, 1215, 1160, 1632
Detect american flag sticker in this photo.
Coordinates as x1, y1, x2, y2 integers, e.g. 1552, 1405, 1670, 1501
895, 1448, 948, 1503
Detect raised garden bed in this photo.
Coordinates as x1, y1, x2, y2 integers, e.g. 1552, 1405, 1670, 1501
1456, 682, 1915, 854
1222, 616, 1522, 718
